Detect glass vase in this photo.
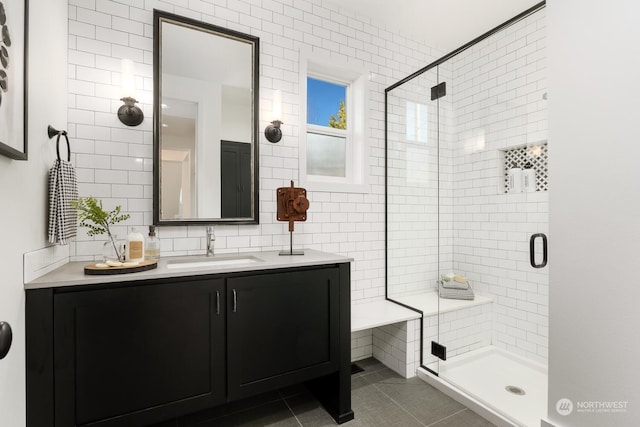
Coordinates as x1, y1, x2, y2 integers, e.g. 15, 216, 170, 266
103, 235, 125, 263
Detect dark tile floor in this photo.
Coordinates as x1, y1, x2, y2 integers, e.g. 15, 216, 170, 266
168, 358, 496, 427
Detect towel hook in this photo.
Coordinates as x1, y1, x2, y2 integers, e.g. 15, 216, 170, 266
47, 125, 71, 162
0, 321, 12, 360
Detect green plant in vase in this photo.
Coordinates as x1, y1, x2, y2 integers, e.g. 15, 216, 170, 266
71, 197, 130, 262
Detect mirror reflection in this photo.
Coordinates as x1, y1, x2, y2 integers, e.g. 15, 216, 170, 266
153, 10, 259, 225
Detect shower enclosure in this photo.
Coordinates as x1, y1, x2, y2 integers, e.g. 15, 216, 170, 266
386, 3, 547, 426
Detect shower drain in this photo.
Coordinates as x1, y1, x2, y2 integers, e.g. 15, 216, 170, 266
505, 385, 526, 396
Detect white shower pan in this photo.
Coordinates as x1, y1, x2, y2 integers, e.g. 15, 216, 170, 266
419, 346, 547, 427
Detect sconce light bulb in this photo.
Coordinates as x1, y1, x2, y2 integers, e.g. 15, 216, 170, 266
121, 59, 136, 98
272, 90, 282, 121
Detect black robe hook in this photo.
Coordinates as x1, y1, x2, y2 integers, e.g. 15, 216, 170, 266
47, 125, 67, 139
47, 125, 71, 161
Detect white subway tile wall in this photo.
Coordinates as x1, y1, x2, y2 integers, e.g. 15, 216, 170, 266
422, 304, 493, 367
372, 319, 420, 378
386, 67, 442, 297
67, 0, 443, 361
350, 329, 372, 362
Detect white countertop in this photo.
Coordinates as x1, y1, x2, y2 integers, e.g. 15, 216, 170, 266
24, 249, 353, 290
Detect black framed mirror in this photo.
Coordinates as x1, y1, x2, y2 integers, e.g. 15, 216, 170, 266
153, 10, 259, 225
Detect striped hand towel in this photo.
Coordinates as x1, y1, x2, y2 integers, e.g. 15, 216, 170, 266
48, 159, 78, 244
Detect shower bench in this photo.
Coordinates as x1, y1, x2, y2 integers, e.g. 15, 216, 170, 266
350, 294, 493, 378
351, 300, 421, 378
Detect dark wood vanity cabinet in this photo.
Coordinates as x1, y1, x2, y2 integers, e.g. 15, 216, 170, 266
26, 263, 353, 427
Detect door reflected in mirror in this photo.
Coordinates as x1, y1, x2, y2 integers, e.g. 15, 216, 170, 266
153, 10, 259, 225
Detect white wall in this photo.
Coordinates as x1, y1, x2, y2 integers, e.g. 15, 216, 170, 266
0, 0, 67, 425
66, 0, 442, 304
547, 1, 640, 426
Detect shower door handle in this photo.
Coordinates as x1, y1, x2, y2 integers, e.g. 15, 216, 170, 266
530, 233, 548, 268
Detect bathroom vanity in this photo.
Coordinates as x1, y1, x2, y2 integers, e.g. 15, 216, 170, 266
25, 250, 353, 427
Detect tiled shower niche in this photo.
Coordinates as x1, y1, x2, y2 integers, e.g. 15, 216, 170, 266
502, 142, 549, 193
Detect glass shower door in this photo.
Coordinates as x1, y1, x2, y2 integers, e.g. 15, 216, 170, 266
385, 4, 548, 426
385, 66, 444, 375
433, 8, 549, 426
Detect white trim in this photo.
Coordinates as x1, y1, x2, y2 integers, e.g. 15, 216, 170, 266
307, 124, 347, 138
299, 51, 370, 193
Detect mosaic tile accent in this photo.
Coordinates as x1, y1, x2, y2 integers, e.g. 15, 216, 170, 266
503, 142, 548, 192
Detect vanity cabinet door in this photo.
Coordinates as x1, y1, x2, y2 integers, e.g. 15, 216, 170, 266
53, 279, 225, 427
227, 267, 340, 400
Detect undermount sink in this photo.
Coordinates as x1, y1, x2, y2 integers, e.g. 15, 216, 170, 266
166, 255, 263, 270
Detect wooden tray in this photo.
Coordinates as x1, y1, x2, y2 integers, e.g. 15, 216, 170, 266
84, 260, 158, 275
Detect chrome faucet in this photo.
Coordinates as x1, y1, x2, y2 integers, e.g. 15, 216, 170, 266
206, 226, 216, 257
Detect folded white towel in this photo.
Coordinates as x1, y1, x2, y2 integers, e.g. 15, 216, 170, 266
441, 280, 469, 290
438, 280, 475, 300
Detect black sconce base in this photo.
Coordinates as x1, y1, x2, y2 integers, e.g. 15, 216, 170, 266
118, 97, 144, 127
265, 120, 283, 143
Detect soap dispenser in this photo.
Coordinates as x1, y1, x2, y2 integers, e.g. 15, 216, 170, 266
145, 225, 160, 261
522, 162, 536, 193
507, 162, 523, 193
126, 227, 145, 263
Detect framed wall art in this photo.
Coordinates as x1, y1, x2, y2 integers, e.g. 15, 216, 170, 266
0, 0, 27, 160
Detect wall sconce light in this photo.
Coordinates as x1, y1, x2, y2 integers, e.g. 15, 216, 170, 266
117, 59, 144, 127
265, 90, 282, 143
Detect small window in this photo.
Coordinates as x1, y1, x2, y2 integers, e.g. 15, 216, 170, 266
307, 77, 347, 129
307, 132, 346, 177
307, 77, 348, 178
300, 57, 369, 193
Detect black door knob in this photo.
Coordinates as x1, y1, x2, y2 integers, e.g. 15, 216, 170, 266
0, 321, 12, 359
